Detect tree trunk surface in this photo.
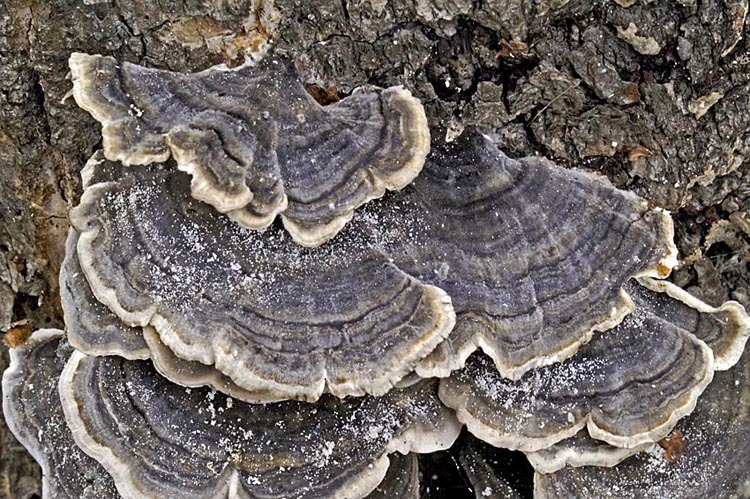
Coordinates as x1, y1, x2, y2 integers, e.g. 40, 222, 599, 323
1, 0, 748, 497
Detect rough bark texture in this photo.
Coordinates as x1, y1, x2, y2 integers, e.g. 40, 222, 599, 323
1, 0, 748, 497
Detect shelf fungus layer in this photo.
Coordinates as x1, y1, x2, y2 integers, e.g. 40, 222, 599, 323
59, 350, 460, 499
69, 127, 677, 400
63, 229, 286, 403
61, 229, 149, 360
2, 330, 119, 498
367, 453, 420, 499
634, 276, 750, 370
439, 279, 723, 452
525, 280, 749, 474
70, 161, 456, 401
535, 341, 750, 498
69, 52, 430, 246
3, 332, 433, 499
67, 154, 273, 401
402, 130, 677, 380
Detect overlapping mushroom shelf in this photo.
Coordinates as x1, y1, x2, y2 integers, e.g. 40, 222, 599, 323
534, 343, 750, 498
3, 330, 451, 498
441, 277, 749, 454
4, 50, 750, 497
69, 53, 430, 247
62, 129, 679, 403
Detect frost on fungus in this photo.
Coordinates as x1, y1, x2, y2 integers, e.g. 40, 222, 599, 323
439, 278, 749, 454
62, 129, 677, 402
3, 41, 750, 498
68, 53, 430, 247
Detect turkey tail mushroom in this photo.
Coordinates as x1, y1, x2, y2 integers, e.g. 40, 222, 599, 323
58, 350, 460, 499
64, 126, 680, 401
68, 52, 429, 246
524, 277, 749, 474
1, 330, 119, 498
534, 344, 750, 498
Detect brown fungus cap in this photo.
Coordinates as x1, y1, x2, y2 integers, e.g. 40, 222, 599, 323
58, 349, 460, 499
68, 52, 429, 247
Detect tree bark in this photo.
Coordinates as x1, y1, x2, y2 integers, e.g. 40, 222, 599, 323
1, 0, 748, 496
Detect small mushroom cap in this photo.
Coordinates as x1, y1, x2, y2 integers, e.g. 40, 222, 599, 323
525, 430, 648, 474
61, 229, 149, 360
439, 279, 717, 452
535, 343, 750, 498
366, 453, 420, 499
68, 52, 429, 246
406, 130, 677, 380
450, 278, 749, 462
58, 350, 460, 499
71, 158, 455, 401
526, 280, 749, 474
2, 330, 119, 498
635, 276, 750, 370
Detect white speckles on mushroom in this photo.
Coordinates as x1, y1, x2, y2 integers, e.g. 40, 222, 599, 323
535, 343, 750, 498
68, 52, 430, 247
66, 130, 678, 402
439, 279, 724, 452
56, 346, 460, 499
444, 276, 749, 471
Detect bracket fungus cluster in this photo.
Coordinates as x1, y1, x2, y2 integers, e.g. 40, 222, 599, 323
4, 51, 750, 498
68, 53, 430, 247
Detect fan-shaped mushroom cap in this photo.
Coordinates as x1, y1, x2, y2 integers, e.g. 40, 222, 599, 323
70, 160, 455, 401
406, 130, 677, 380
61, 229, 149, 360
69, 127, 677, 400
525, 280, 749, 473
64, 226, 278, 402
69, 155, 310, 402
64, 230, 279, 402
439, 280, 717, 451
68, 52, 429, 247
534, 343, 750, 498
58, 349, 460, 499
635, 276, 750, 370
2, 331, 437, 499
525, 431, 648, 474
2, 330, 119, 498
